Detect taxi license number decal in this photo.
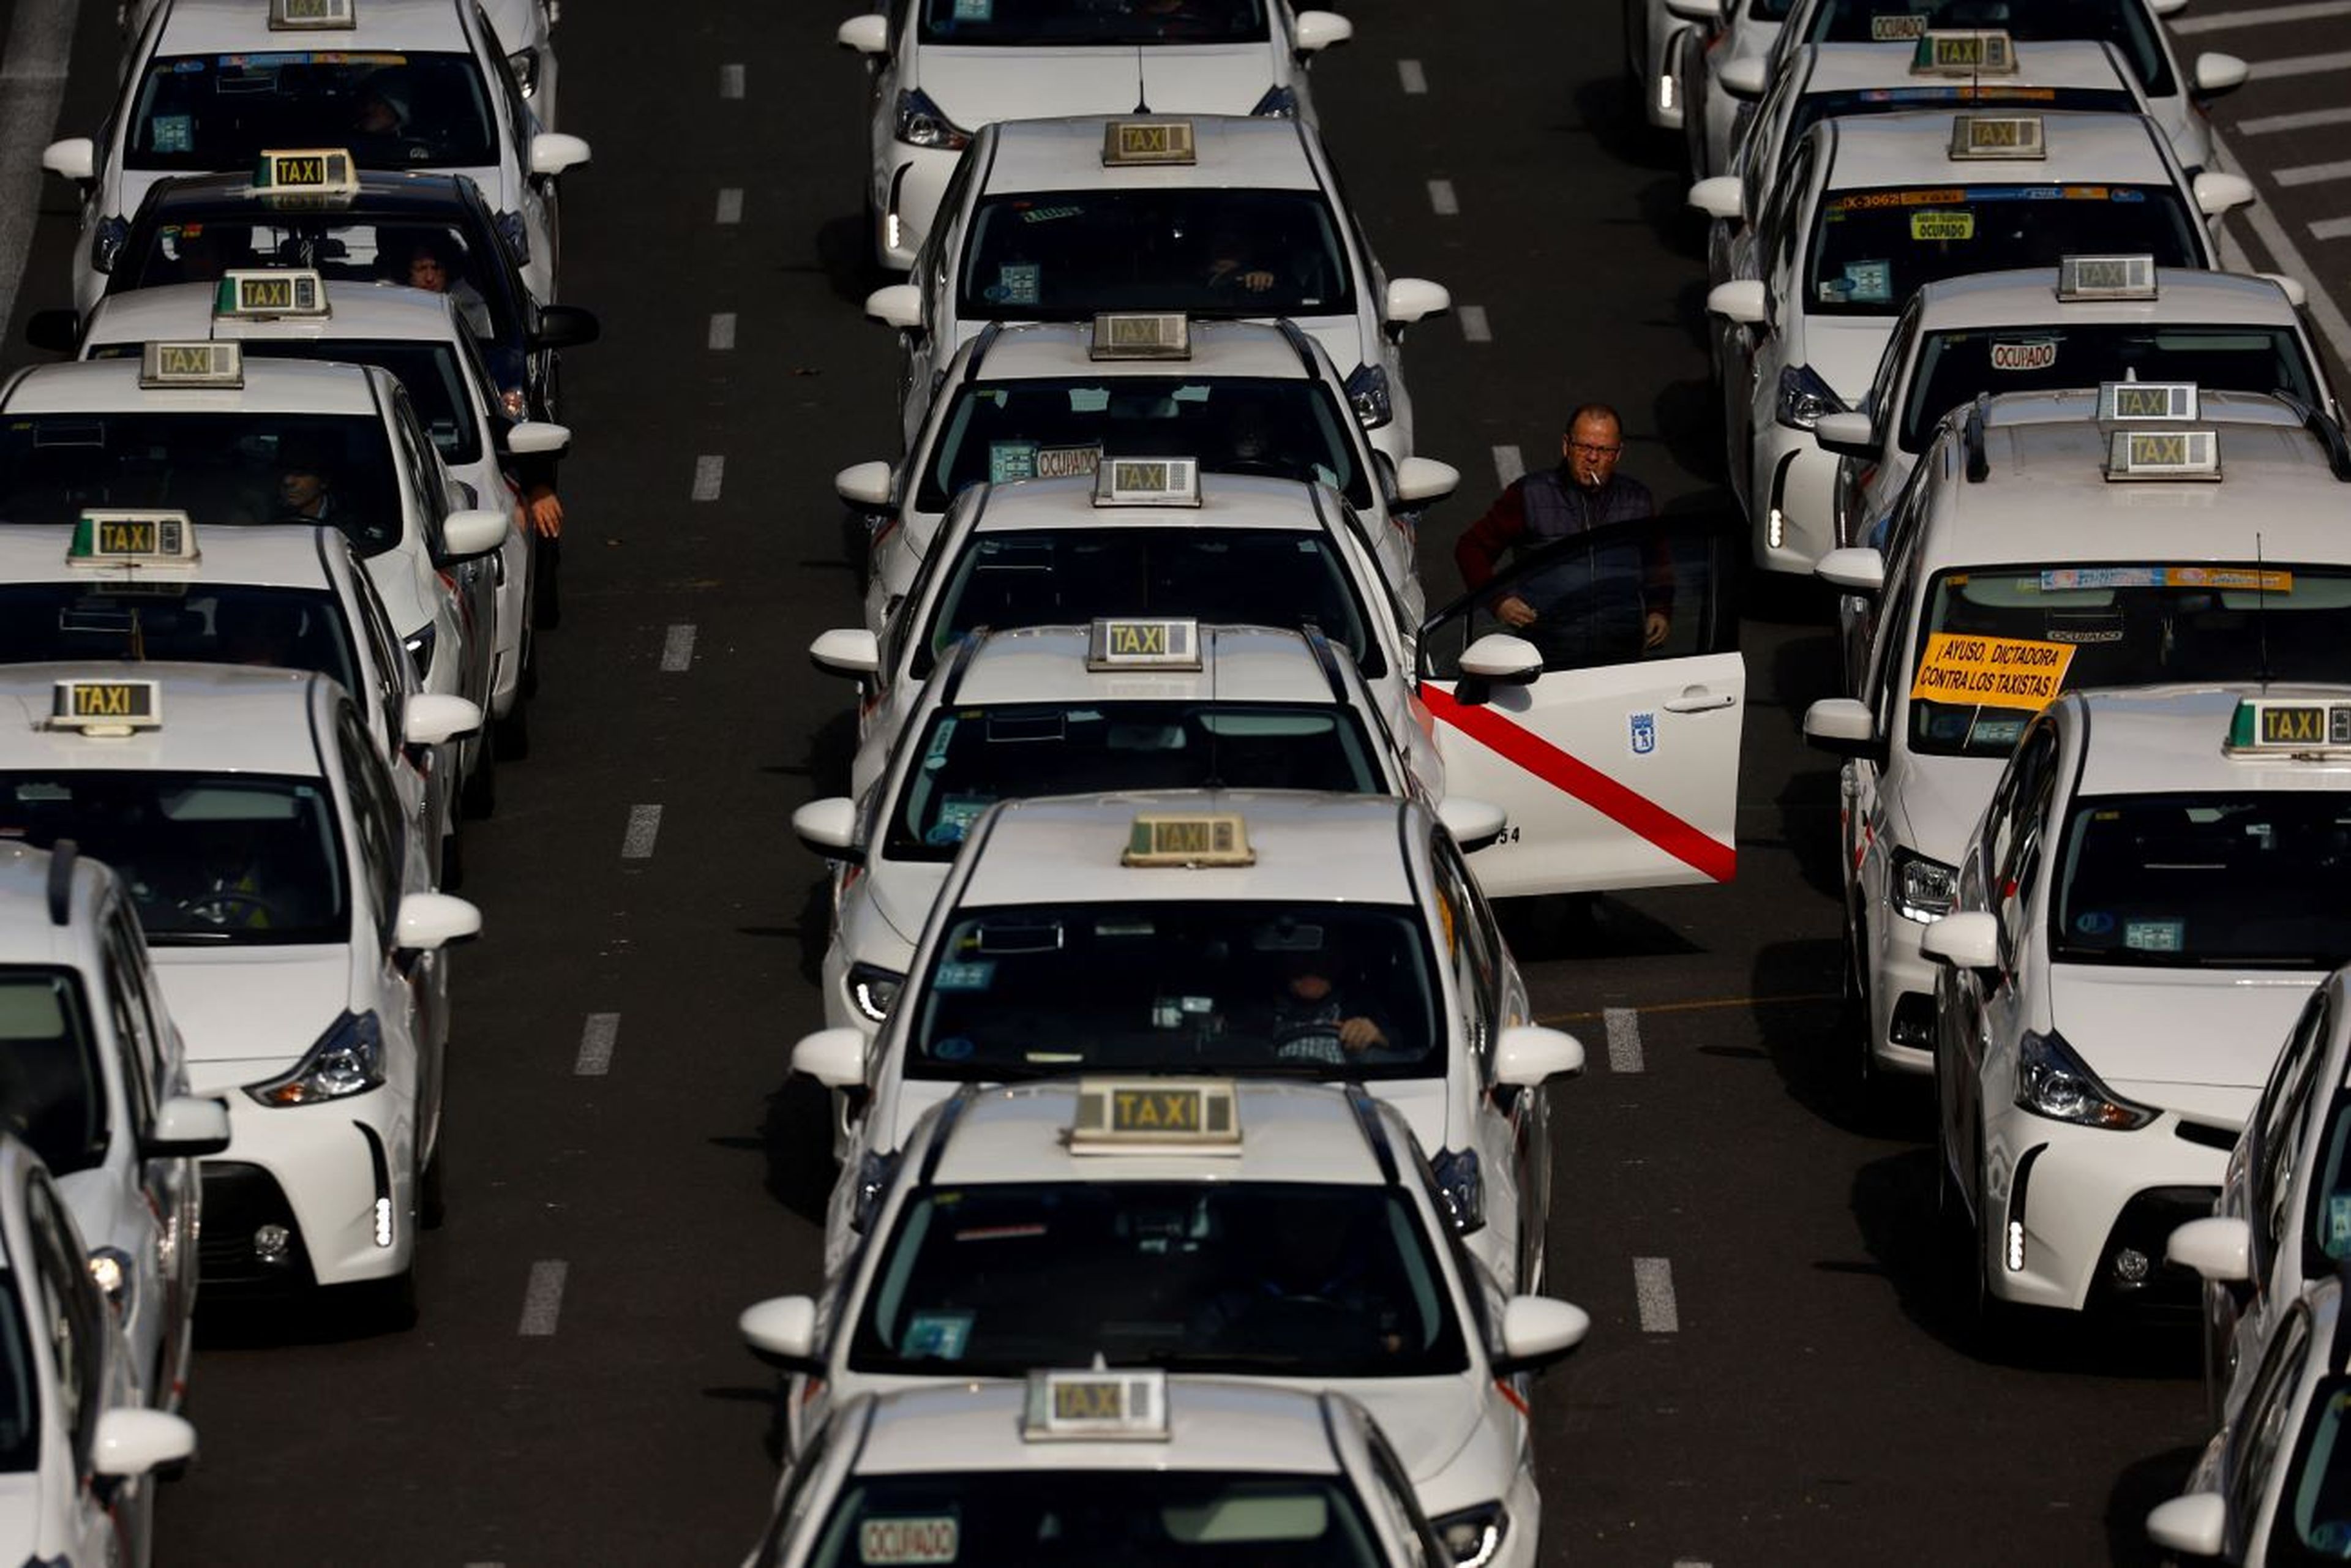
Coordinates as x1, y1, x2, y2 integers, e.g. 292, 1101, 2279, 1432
860, 1517, 959, 1565
1910, 210, 1976, 241
1111, 1086, 1201, 1132
1990, 339, 2057, 372
1870, 12, 1927, 37
1908, 633, 2074, 708
2040, 566, 2292, 593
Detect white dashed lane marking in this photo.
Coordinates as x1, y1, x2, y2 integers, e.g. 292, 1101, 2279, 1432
2275, 159, 2351, 187
716, 187, 744, 224
708, 312, 737, 351
2172, 0, 2351, 29
719, 62, 745, 98
517, 1261, 568, 1336
621, 805, 662, 860
2246, 48, 2351, 79
1603, 1007, 1644, 1073
692, 454, 725, 501
576, 1013, 618, 1076
660, 624, 697, 672
1491, 445, 1525, 487
1427, 178, 1458, 216
1457, 304, 1491, 343
1397, 58, 1427, 94
2238, 105, 2351, 135
2311, 217, 2351, 241
1633, 1257, 1680, 1332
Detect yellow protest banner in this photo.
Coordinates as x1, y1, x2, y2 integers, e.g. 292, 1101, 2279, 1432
1909, 634, 2075, 708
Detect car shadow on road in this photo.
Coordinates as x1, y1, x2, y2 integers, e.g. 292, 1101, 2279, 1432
758, 1074, 839, 1231
1496, 891, 1703, 965
2104, 1444, 2205, 1566
815, 214, 892, 310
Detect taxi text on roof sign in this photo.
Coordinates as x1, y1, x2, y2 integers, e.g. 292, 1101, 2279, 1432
1090, 312, 1191, 361
252, 149, 358, 195
2099, 381, 2199, 422
2227, 697, 2351, 757
48, 679, 161, 736
69, 511, 200, 568
2058, 254, 2158, 301
268, 0, 356, 30
1087, 617, 1202, 671
1102, 119, 1198, 167
216, 269, 329, 320
1913, 30, 2017, 75
1122, 811, 1255, 867
1023, 1368, 1171, 1441
2105, 427, 2220, 481
1093, 456, 1201, 507
1070, 1076, 1242, 1154
139, 341, 242, 389
1948, 114, 2045, 160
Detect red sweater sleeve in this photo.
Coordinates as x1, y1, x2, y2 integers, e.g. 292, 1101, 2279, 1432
1453, 480, 1529, 590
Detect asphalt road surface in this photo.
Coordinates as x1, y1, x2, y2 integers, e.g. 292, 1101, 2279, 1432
4, 0, 2350, 1561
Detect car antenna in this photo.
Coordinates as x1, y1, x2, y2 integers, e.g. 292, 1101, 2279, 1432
2255, 530, 2274, 690
1134, 47, 1150, 113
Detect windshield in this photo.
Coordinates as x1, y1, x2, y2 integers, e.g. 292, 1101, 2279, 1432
0, 970, 107, 1178
1900, 325, 2320, 451
1796, 0, 2173, 96
849, 1180, 1467, 1378
1785, 85, 2137, 167
2280, 1377, 2351, 1566
959, 190, 1354, 322
2050, 793, 2351, 968
1810, 184, 2201, 317
789, 1472, 1385, 1568
1906, 566, 2351, 758
904, 900, 1442, 1079
887, 705, 1387, 861
93, 338, 481, 466
0, 413, 404, 558
917, 528, 1379, 680
0, 773, 348, 946
2304, 1093, 2351, 1283
919, 375, 1371, 511
0, 584, 361, 696
917, 0, 1269, 44
127, 51, 497, 171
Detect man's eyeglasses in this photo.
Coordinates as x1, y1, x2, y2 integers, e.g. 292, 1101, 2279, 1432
1569, 441, 1622, 457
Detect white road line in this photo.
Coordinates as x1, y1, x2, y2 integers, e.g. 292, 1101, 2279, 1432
2246, 48, 2351, 79
1491, 445, 1524, 487
708, 312, 737, 351
1673, 1561, 1717, 1568
0, 0, 77, 340
1633, 1256, 1680, 1332
2173, 0, 2351, 31
719, 62, 746, 98
575, 1013, 619, 1076
692, 454, 726, 501
2214, 129, 2351, 370
1397, 58, 1427, 94
621, 805, 662, 859
1457, 304, 1492, 343
517, 1261, 568, 1336
2312, 216, 2351, 241
2237, 105, 2351, 135
716, 187, 744, 224
660, 623, 697, 672
2276, 159, 2351, 187
1603, 1007, 1644, 1073
1427, 179, 1459, 217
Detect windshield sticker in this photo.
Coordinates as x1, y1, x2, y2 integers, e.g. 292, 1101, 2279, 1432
2330, 1194, 2351, 1253
1018, 203, 1082, 223
1829, 185, 2122, 215
988, 263, 1040, 306
931, 1035, 975, 1061
902, 1311, 975, 1360
151, 114, 195, 153
1910, 210, 1976, 242
1966, 715, 2028, 749
953, 0, 994, 17
2124, 919, 2184, 953
1859, 84, 2060, 105
1823, 259, 1892, 304
922, 718, 958, 768
928, 795, 992, 845
861, 1517, 959, 1566
1034, 444, 1100, 479
1150, 994, 1217, 1027
932, 959, 996, 991
2073, 910, 2117, 936
1990, 340, 2057, 372
987, 441, 1038, 482
1910, 632, 2075, 708
1870, 12, 1927, 37
2039, 567, 2295, 593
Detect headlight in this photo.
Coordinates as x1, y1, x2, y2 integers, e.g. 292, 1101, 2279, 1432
1775, 363, 1845, 432
1429, 1147, 1484, 1236
87, 1248, 134, 1319
1430, 1501, 1509, 1567
849, 1149, 897, 1234
894, 88, 971, 151
1250, 84, 1300, 118
1344, 362, 1393, 429
246, 1011, 386, 1107
404, 623, 438, 681
1891, 849, 1957, 923
91, 216, 129, 277
2016, 1029, 2153, 1130
847, 961, 905, 1024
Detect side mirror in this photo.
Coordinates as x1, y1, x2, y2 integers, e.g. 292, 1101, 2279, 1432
394, 891, 484, 953
402, 693, 486, 748
23, 308, 78, 355
811, 627, 882, 679
1687, 177, 1745, 223
1493, 1296, 1589, 1373
530, 304, 600, 351
866, 283, 924, 331
1813, 546, 1884, 595
2192, 50, 2250, 99
792, 1027, 868, 1089
2144, 1493, 2226, 1559
1801, 697, 1883, 763
528, 131, 592, 178
1383, 277, 1451, 328
2194, 171, 2255, 218
792, 797, 860, 860
2166, 1215, 2252, 1286
1459, 632, 1543, 684
504, 420, 571, 457
835, 460, 894, 510
740, 1294, 824, 1371
1391, 456, 1459, 505
836, 12, 890, 52
438, 506, 510, 563
1292, 9, 1352, 50
1494, 1024, 1585, 1087
1706, 277, 1768, 326
41, 138, 95, 182
1435, 795, 1507, 853
92, 1409, 197, 1480
143, 1095, 231, 1158
1813, 410, 1877, 461
1719, 56, 1769, 100
1918, 910, 2000, 974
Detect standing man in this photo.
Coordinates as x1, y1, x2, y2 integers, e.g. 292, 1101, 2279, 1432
1454, 403, 1670, 657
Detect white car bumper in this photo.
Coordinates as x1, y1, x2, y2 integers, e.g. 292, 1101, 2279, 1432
1749, 425, 1840, 573
1864, 902, 1937, 1076
1979, 1105, 2224, 1313
200, 1082, 413, 1291
872, 144, 961, 272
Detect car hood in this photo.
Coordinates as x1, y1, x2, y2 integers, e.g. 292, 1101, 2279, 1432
1333, 1374, 1506, 1509
2049, 965, 2322, 1116
1886, 751, 2004, 866
150, 946, 354, 1077
1802, 315, 1900, 403
912, 45, 1273, 121
864, 860, 950, 957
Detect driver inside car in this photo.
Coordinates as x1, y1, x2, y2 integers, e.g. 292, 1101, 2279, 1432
1263, 947, 1392, 1065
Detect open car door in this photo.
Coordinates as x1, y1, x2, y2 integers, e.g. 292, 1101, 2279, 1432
1418, 514, 1745, 898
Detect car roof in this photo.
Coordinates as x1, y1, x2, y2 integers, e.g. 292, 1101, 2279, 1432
0, 660, 328, 776
983, 115, 1321, 193
943, 624, 1351, 708
156, 0, 468, 54
0, 521, 345, 590
1819, 108, 2173, 190
1, 356, 383, 416
132, 168, 486, 223
953, 318, 1327, 384
920, 1079, 1393, 1188
1793, 37, 2134, 96
2067, 684, 2351, 797
1911, 266, 2303, 331
83, 279, 468, 350
966, 471, 1337, 533
846, 1379, 1345, 1477
956, 789, 1416, 906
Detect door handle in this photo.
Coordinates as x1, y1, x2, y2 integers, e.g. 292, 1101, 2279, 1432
1662, 688, 1736, 714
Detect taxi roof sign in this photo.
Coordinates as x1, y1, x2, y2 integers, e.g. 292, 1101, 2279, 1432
1103, 119, 1197, 167
216, 269, 329, 320
1070, 1076, 1242, 1154
1949, 114, 2045, 160
2105, 427, 2219, 481
1090, 312, 1191, 361
49, 679, 161, 737
2228, 697, 2351, 757
2099, 381, 2199, 422
1093, 456, 1201, 508
139, 340, 242, 389
1913, 29, 2017, 75
1022, 1368, 1171, 1441
2058, 254, 2158, 301
268, 0, 355, 29
1087, 617, 1201, 671
69, 511, 199, 568
252, 148, 359, 196
1122, 811, 1254, 868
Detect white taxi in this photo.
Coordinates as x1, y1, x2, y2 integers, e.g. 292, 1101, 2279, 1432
0, 348, 511, 850
1674, 0, 1787, 179
842, 311, 1457, 636
739, 1076, 1592, 1568
0, 841, 229, 1414
44, 0, 590, 313
743, 1376, 1452, 1567
0, 1135, 197, 1568
1693, 107, 2243, 572
75, 272, 576, 749
1921, 686, 2351, 1326
1805, 389, 2351, 1098
0, 664, 482, 1308
836, 0, 1351, 271
866, 114, 1450, 465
